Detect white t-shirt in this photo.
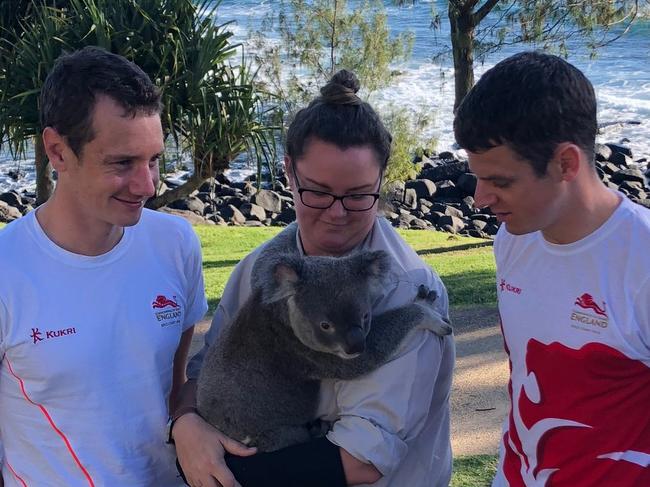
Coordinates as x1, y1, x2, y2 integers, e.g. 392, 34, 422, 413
0, 209, 208, 487
492, 195, 650, 486
188, 218, 455, 487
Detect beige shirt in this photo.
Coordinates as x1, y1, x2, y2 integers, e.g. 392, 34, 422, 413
188, 217, 455, 486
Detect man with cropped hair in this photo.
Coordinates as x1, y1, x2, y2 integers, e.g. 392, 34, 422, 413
455, 51, 650, 486
0, 46, 207, 486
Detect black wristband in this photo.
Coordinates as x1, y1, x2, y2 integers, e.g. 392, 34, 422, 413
176, 437, 347, 487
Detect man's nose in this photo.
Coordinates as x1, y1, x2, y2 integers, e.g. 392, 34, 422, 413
130, 163, 157, 197
473, 180, 496, 210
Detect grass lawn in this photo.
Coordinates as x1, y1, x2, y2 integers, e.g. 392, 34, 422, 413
451, 455, 499, 486
195, 225, 497, 312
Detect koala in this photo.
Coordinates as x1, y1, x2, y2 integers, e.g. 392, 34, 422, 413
196, 232, 452, 452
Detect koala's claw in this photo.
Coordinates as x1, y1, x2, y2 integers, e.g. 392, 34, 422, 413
416, 285, 451, 336
417, 284, 438, 304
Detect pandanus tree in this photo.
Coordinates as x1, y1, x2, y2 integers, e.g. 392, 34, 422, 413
0, 0, 278, 206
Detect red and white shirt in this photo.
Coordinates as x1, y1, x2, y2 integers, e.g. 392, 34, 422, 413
493, 195, 650, 486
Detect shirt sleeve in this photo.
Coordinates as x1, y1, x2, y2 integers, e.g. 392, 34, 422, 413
0, 295, 6, 358
182, 224, 208, 331
186, 252, 255, 380
0, 289, 6, 467
633, 275, 650, 353
324, 271, 452, 476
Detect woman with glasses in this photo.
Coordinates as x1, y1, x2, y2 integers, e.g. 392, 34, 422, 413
172, 70, 455, 487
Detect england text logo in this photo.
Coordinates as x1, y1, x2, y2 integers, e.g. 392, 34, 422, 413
571, 293, 608, 331
152, 294, 182, 327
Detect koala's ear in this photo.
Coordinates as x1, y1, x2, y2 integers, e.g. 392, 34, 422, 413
357, 250, 392, 280
260, 256, 302, 305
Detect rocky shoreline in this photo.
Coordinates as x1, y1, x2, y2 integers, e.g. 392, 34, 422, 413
1, 142, 648, 238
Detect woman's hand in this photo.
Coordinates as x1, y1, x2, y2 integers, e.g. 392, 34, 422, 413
173, 412, 257, 487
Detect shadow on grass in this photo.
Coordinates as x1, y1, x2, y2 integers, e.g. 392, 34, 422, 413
203, 259, 243, 270
416, 240, 493, 255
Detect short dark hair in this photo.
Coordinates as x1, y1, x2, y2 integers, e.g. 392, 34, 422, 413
285, 70, 392, 171
454, 51, 597, 176
40, 46, 162, 155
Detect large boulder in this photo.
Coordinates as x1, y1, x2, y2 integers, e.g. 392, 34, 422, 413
611, 168, 646, 185
240, 202, 267, 222
198, 178, 220, 193
444, 206, 465, 219
605, 143, 633, 158
420, 160, 469, 183
274, 207, 296, 225
253, 189, 283, 213
435, 180, 462, 199
409, 218, 429, 230
219, 205, 246, 225
405, 179, 436, 199
456, 173, 477, 196
610, 152, 633, 166
403, 188, 418, 210
0, 191, 23, 208
216, 186, 240, 197
0, 200, 21, 222
168, 196, 205, 214
594, 143, 613, 162
437, 215, 465, 233
159, 207, 206, 225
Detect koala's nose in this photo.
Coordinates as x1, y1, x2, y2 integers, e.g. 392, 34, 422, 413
345, 327, 365, 355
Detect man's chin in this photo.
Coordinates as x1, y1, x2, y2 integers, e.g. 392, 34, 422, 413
115, 210, 144, 228
504, 221, 535, 236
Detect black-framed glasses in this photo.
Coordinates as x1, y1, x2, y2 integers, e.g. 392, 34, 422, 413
291, 165, 381, 212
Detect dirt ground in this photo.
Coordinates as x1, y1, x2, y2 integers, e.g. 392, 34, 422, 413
191, 304, 509, 458
449, 306, 508, 457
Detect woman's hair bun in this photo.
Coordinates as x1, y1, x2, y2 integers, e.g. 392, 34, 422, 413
320, 69, 361, 105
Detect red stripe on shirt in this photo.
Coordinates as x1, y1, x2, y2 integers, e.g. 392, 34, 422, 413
5, 358, 96, 487
6, 460, 28, 487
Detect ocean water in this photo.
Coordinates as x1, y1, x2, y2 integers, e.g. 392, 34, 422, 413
2, 0, 649, 192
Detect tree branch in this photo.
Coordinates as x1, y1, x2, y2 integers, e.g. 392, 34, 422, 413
472, 0, 501, 25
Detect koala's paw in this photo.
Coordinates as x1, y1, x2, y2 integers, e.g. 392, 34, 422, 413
416, 285, 452, 337
417, 284, 438, 304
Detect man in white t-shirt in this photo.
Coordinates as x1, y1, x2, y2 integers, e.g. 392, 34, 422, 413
454, 51, 650, 486
0, 47, 208, 486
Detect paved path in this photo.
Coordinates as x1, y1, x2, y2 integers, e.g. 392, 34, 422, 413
191, 305, 509, 458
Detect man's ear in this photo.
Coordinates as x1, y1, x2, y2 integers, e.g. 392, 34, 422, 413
551, 143, 582, 182
284, 156, 295, 188
42, 127, 73, 172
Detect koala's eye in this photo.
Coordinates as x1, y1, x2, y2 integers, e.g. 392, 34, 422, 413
363, 313, 370, 323
320, 321, 333, 332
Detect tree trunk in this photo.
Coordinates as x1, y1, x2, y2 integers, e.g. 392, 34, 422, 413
146, 151, 231, 210
449, 2, 475, 110
145, 173, 205, 210
34, 134, 54, 205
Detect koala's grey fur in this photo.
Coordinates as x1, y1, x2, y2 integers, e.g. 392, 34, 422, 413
196, 224, 452, 452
